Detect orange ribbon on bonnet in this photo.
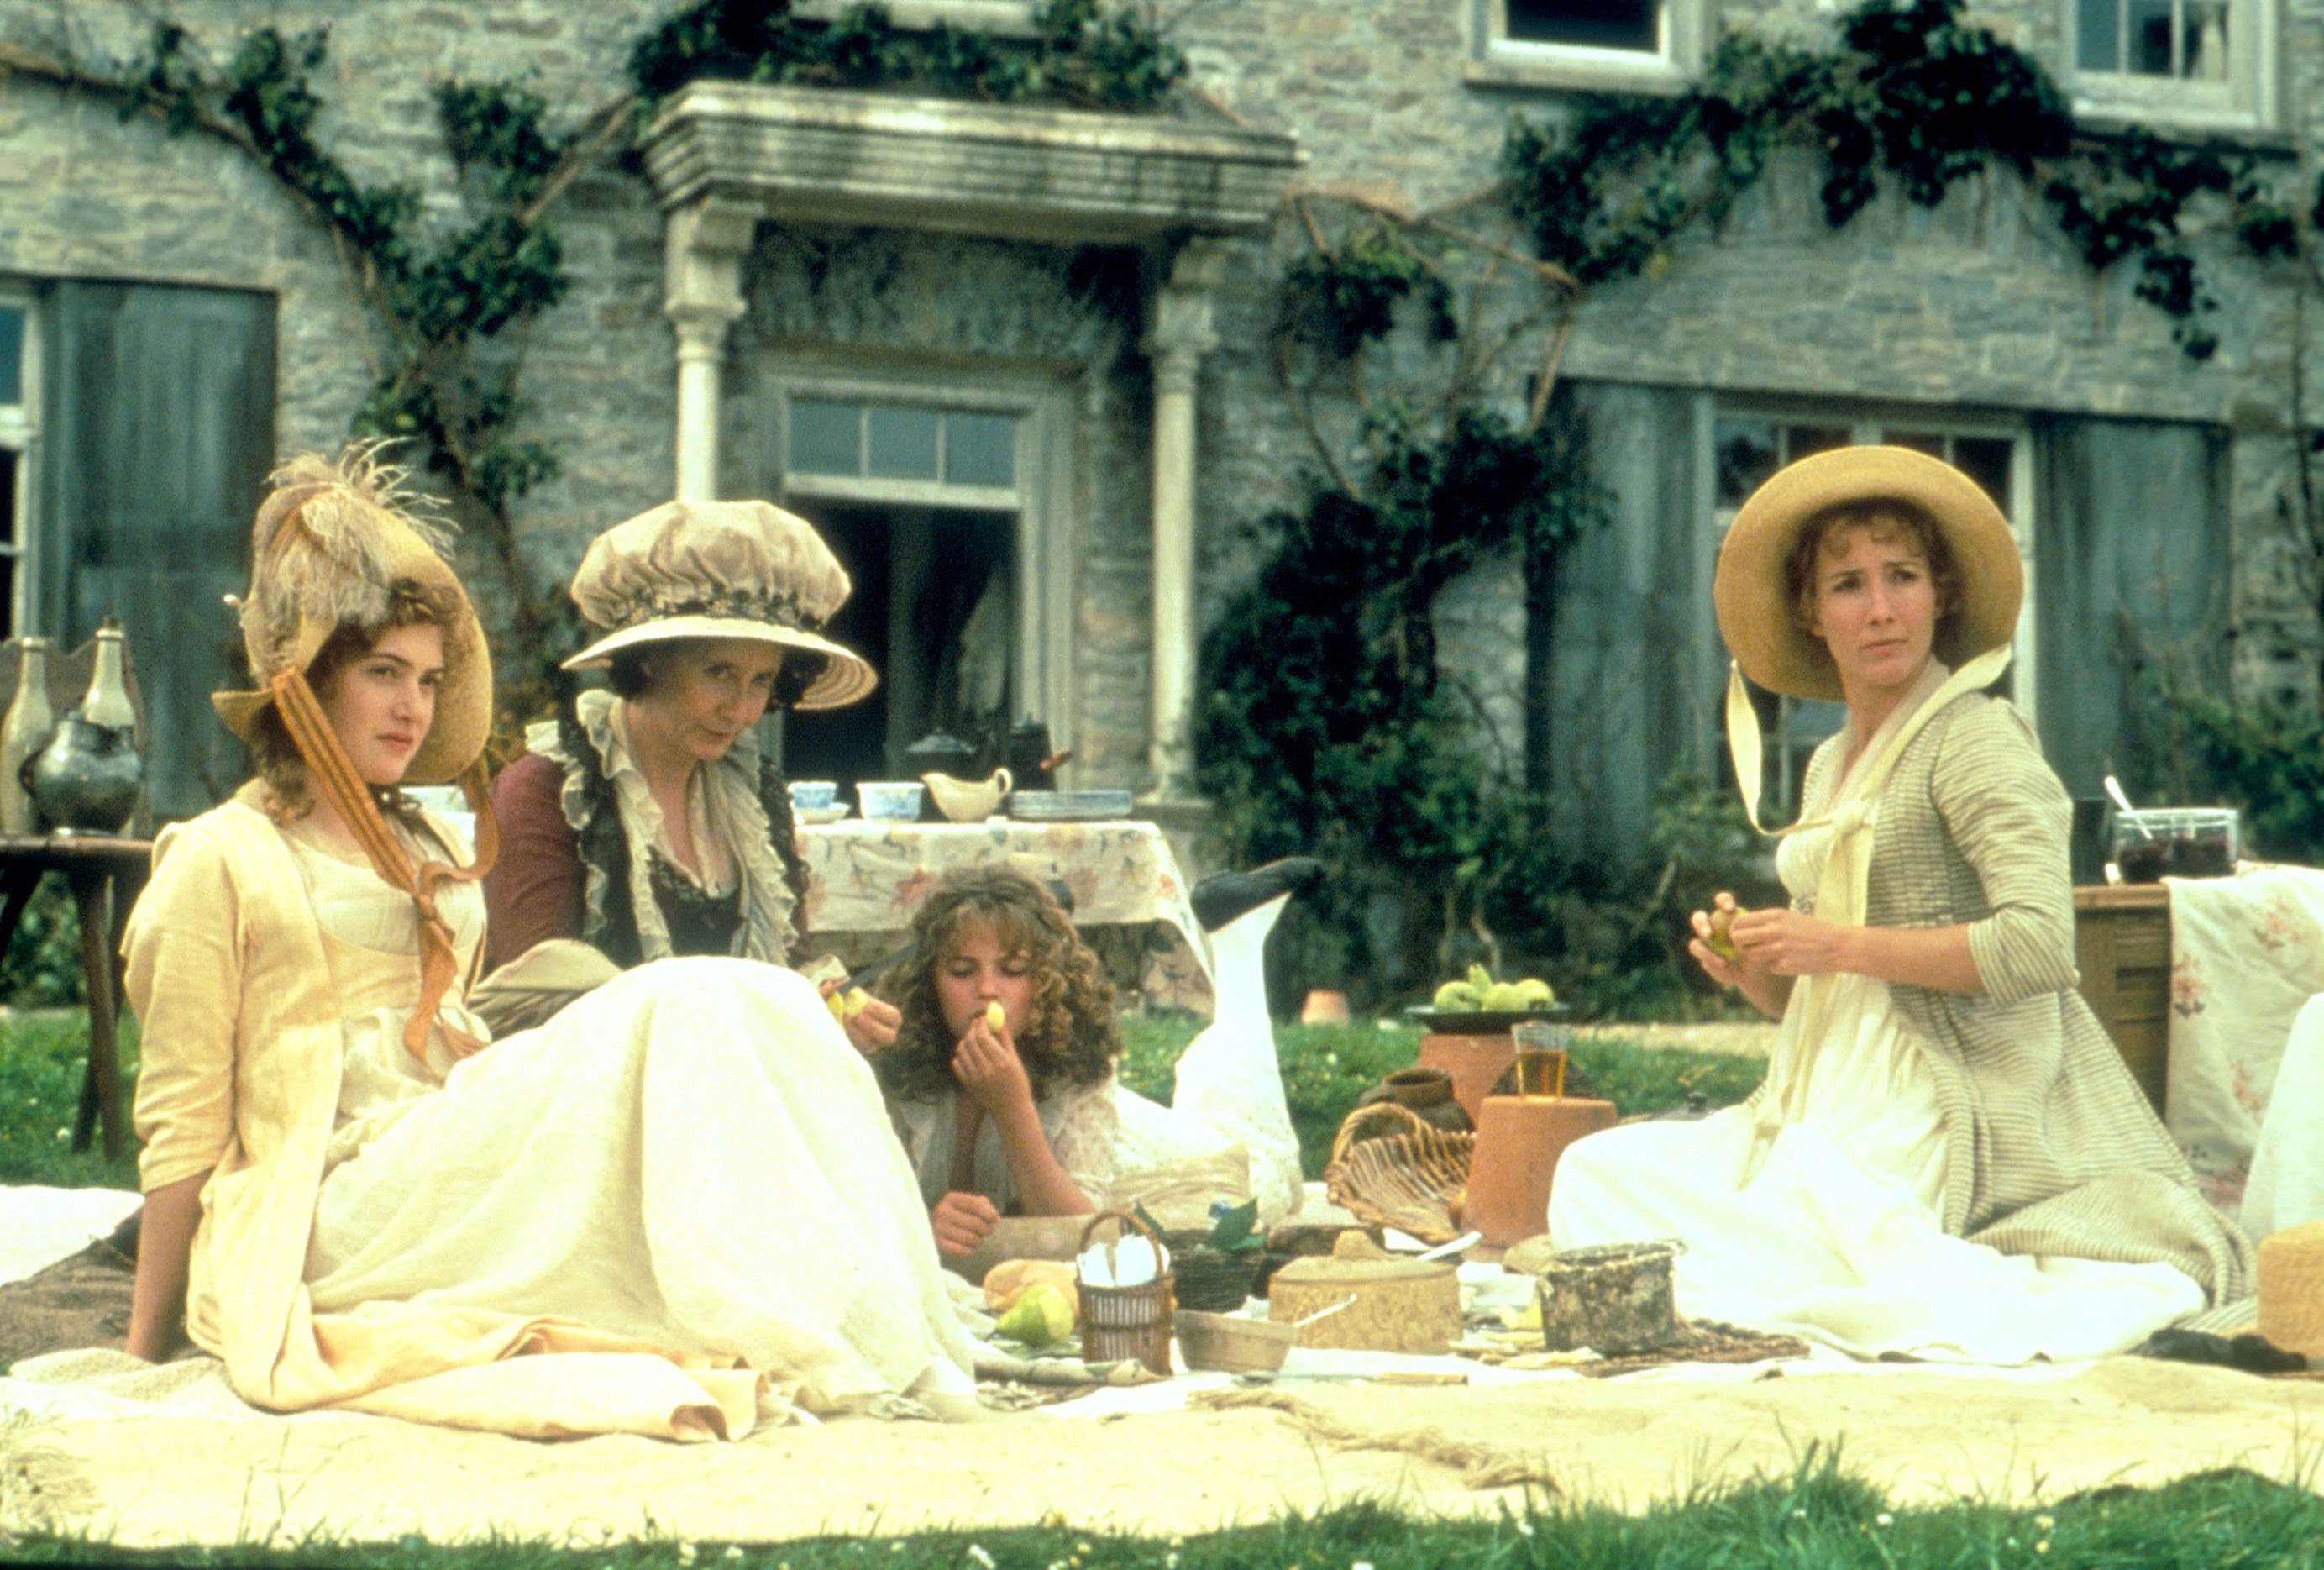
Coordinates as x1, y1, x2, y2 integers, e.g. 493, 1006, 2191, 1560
269, 669, 501, 1063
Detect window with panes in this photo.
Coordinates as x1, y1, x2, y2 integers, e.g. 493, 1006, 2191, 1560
0, 297, 32, 638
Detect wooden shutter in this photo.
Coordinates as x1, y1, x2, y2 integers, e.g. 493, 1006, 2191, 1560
1540, 380, 1716, 869
38, 281, 275, 822
2031, 415, 2230, 800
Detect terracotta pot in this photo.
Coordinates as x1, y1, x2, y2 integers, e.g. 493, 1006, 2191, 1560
1300, 988, 1351, 1026
1414, 1032, 1517, 1126
1461, 1094, 1618, 1248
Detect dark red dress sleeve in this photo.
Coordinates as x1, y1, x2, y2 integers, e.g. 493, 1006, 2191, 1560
483, 751, 587, 971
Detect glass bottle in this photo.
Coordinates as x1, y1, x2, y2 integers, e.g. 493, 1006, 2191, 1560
79, 620, 136, 731
0, 637, 55, 834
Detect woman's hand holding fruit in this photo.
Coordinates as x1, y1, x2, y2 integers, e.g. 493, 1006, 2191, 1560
953, 1002, 1034, 1118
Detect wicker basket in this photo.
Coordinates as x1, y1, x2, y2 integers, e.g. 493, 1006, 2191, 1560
1322, 1101, 1475, 1245
1076, 1209, 1175, 1374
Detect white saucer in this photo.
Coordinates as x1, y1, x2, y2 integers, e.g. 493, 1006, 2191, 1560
795, 804, 850, 825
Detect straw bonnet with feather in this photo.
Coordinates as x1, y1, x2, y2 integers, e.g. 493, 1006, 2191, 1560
212, 448, 491, 785
561, 499, 876, 711
1713, 445, 2023, 701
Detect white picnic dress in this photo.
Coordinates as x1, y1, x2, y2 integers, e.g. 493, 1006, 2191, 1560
291, 822, 978, 1417
1549, 673, 2204, 1363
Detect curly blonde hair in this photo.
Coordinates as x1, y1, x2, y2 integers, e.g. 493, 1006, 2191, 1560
876, 867, 1120, 1105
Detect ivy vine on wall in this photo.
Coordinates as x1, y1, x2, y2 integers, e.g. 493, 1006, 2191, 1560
1201, 0, 2324, 1010
1501, 0, 2307, 360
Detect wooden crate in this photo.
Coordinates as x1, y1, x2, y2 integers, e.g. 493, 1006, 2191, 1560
2073, 884, 2170, 1113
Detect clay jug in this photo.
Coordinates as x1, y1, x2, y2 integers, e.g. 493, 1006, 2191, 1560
1355, 1067, 1472, 1135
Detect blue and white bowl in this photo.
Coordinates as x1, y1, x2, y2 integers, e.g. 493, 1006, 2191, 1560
858, 781, 926, 822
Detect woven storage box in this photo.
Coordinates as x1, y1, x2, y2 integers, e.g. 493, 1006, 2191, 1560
1535, 1240, 1680, 1355
1267, 1255, 1460, 1353
2258, 1220, 2324, 1358
1077, 1209, 1174, 1375
1322, 1101, 1474, 1246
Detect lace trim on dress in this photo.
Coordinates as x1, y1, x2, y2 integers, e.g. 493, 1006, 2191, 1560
524, 690, 806, 967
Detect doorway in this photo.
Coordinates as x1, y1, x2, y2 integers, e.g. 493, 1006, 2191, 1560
783, 500, 1016, 785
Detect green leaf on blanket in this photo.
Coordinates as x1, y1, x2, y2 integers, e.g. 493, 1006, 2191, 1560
1208, 1196, 1264, 1252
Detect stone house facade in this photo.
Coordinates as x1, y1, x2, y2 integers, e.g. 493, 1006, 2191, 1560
0, 0, 2314, 869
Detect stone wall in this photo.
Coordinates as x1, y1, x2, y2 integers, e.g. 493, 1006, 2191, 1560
1, 0, 2318, 814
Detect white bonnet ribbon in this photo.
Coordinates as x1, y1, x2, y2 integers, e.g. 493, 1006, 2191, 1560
1726, 646, 2014, 1178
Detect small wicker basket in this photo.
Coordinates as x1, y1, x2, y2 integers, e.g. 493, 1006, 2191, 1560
1077, 1208, 1175, 1375
1322, 1100, 1476, 1245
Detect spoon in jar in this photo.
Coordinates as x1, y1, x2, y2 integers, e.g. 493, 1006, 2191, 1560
2105, 774, 2152, 839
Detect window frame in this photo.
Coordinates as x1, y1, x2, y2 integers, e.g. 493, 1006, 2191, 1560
786, 0, 1039, 37
2066, 0, 2280, 133
0, 288, 38, 640
769, 354, 1078, 757
1708, 403, 2036, 822
1466, 0, 1704, 94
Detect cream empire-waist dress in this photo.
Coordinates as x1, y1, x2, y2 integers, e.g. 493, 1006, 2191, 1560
284, 820, 980, 1422
1546, 699, 2204, 1364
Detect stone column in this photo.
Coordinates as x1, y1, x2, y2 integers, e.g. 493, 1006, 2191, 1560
1141, 239, 1227, 800
663, 198, 756, 501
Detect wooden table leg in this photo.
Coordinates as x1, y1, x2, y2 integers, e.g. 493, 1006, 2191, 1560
0, 864, 41, 959
69, 870, 123, 1160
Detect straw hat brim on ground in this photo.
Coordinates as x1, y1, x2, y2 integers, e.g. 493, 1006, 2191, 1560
1713, 445, 2023, 702
212, 452, 491, 785
561, 617, 878, 712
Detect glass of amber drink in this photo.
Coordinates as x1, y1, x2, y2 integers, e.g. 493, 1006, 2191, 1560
1511, 1020, 1568, 1099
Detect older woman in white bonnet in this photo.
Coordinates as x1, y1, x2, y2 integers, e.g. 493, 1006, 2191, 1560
485, 499, 900, 1051
1547, 446, 2248, 1363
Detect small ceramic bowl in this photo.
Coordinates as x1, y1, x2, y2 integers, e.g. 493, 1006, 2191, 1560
788, 780, 838, 813
858, 781, 926, 822
1176, 1309, 1297, 1373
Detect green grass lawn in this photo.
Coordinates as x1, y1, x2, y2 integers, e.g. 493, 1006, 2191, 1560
9, 1455, 2321, 1566
0, 1011, 1768, 1195
1121, 1015, 1765, 1178
0, 1011, 139, 1191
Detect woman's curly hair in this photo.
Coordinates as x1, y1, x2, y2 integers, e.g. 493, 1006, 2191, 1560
876, 867, 1120, 1105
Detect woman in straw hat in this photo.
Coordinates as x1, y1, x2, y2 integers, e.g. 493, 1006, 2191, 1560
123, 450, 976, 1436
484, 498, 900, 1048
1547, 446, 2248, 1362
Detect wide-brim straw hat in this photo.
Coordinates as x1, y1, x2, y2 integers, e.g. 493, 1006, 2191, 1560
560, 499, 877, 712
1713, 445, 2023, 701
212, 449, 491, 785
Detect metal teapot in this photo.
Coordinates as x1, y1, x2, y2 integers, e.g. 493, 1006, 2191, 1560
25, 711, 143, 833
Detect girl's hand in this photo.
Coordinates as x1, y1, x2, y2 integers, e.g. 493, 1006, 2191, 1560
931, 1190, 1002, 1258
1728, 906, 1855, 978
952, 1011, 1034, 1116
842, 995, 900, 1056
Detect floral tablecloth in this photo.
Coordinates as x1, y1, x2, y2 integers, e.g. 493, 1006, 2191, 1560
2161, 865, 2324, 1226
797, 818, 1214, 1014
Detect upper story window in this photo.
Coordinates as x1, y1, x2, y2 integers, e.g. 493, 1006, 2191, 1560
1712, 410, 2033, 822
789, 0, 1036, 34
2070, 0, 2279, 130
1467, 0, 1703, 92
0, 295, 33, 638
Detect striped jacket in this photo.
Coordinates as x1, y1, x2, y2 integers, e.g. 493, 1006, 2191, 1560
1794, 690, 2252, 1305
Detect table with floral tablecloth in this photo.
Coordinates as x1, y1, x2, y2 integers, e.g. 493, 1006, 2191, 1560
796, 817, 1213, 1014
2159, 865, 2324, 1227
